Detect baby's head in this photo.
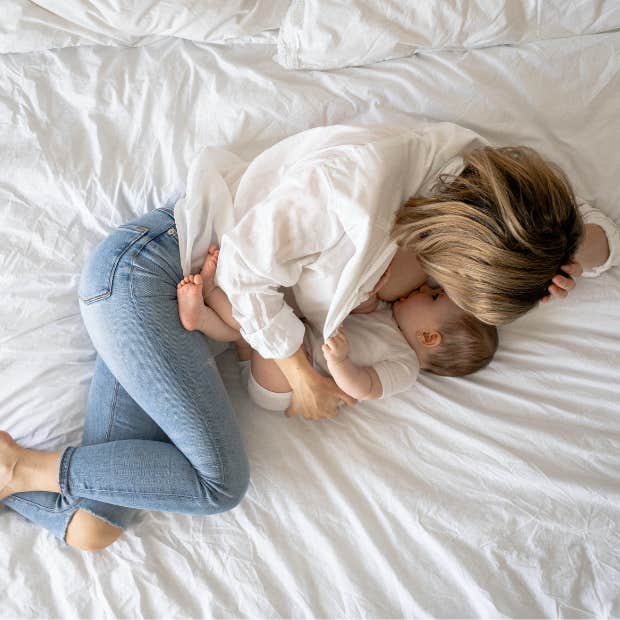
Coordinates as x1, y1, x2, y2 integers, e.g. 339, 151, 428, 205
393, 284, 498, 377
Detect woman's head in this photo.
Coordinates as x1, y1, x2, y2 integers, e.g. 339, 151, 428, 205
391, 146, 584, 325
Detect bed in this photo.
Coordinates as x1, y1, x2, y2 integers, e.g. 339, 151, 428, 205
1, 1, 619, 617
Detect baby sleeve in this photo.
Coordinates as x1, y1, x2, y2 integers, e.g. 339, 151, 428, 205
372, 354, 421, 399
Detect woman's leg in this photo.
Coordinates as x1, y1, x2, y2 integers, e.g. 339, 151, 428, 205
3, 206, 249, 532
2, 353, 172, 548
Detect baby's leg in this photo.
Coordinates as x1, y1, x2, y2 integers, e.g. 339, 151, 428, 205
200, 245, 241, 331
177, 274, 240, 341
243, 351, 293, 412
250, 350, 292, 393
199, 246, 249, 357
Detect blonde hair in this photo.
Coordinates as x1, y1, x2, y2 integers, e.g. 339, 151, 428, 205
392, 146, 584, 325
424, 313, 498, 377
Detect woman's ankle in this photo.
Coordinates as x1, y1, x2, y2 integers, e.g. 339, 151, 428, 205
12, 448, 63, 495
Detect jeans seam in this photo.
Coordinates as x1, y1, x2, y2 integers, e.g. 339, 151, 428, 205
104, 379, 121, 442
6, 495, 83, 514
127, 237, 227, 482
66, 486, 218, 500
58, 446, 75, 497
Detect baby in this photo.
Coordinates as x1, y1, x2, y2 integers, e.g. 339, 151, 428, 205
177, 246, 498, 411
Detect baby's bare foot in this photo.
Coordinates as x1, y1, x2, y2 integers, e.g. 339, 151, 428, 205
177, 274, 210, 332
200, 244, 220, 297
0, 431, 22, 501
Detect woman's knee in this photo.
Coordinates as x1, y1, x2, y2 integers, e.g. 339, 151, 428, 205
198, 461, 250, 514
65, 509, 124, 551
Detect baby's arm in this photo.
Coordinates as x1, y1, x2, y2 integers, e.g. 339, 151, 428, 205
322, 326, 383, 401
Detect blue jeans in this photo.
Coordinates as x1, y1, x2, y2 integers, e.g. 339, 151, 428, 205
2, 205, 249, 543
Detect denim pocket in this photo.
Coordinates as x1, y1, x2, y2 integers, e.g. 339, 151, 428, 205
79, 224, 148, 304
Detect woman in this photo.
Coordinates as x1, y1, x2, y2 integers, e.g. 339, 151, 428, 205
1, 121, 617, 550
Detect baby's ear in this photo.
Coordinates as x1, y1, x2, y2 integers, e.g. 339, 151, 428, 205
416, 329, 443, 348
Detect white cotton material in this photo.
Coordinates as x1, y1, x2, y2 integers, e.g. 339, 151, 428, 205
1, 0, 288, 54
3, 25, 620, 618
276, 0, 620, 70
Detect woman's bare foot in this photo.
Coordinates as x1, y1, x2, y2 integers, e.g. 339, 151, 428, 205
0, 431, 22, 501
200, 244, 220, 299
1, 431, 62, 498
177, 274, 212, 332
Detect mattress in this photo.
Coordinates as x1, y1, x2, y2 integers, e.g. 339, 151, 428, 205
1, 10, 619, 619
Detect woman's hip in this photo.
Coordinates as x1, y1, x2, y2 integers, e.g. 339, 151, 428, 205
78, 206, 181, 306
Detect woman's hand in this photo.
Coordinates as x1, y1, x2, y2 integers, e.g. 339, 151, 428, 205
542, 224, 610, 303
287, 372, 356, 420
540, 260, 583, 303
275, 348, 356, 420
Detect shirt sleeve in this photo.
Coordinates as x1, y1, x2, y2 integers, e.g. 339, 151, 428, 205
373, 354, 420, 399
216, 166, 343, 359
577, 201, 620, 277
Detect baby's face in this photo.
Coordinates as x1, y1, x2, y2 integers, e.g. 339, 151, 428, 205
392, 284, 462, 349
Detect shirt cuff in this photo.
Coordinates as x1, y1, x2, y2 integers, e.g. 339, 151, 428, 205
579, 206, 620, 278
239, 305, 306, 359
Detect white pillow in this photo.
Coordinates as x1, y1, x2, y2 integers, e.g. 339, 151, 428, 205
276, 0, 620, 70
1, 0, 290, 54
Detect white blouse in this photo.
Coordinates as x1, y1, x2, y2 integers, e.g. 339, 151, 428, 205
174, 122, 620, 359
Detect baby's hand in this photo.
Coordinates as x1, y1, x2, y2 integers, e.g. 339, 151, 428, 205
322, 326, 349, 363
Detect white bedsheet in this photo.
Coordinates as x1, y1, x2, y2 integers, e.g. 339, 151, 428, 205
1, 24, 619, 619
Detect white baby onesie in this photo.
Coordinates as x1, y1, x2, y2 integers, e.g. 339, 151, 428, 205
244, 301, 420, 411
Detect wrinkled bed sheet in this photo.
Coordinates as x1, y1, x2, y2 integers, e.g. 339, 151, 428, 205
1, 22, 619, 620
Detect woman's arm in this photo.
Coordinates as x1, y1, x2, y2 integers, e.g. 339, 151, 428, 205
574, 224, 610, 272
275, 348, 357, 419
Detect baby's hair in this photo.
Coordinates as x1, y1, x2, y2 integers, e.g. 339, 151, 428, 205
392, 146, 584, 325
424, 313, 498, 377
